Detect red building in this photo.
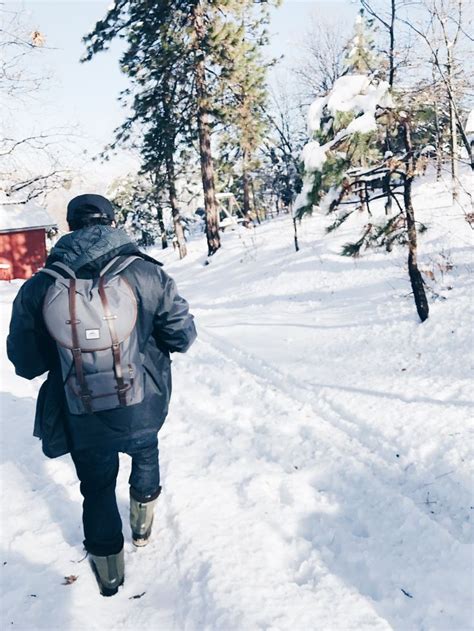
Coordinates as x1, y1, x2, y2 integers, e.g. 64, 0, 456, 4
0, 202, 56, 280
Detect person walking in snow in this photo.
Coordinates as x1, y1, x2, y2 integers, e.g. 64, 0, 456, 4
7, 194, 196, 596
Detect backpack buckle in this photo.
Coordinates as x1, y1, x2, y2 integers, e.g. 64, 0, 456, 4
80, 392, 93, 414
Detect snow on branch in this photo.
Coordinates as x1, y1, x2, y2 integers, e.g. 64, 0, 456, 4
295, 74, 392, 215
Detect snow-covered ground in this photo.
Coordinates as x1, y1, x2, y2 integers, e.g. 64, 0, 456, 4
1, 172, 473, 630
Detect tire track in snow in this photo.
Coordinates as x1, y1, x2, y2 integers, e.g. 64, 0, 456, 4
161, 341, 393, 630
200, 326, 473, 544
189, 329, 472, 630
198, 327, 447, 530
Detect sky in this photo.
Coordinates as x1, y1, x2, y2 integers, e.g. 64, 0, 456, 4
3, 0, 357, 182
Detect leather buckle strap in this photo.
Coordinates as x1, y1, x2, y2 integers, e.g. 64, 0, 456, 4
98, 276, 127, 407
69, 280, 92, 414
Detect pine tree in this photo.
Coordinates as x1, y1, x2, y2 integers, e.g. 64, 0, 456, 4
295, 6, 430, 321
294, 8, 386, 218
83, 1, 190, 257
138, 69, 192, 259
109, 172, 169, 249
83, 0, 279, 258
188, 0, 279, 251
261, 88, 306, 217
215, 5, 274, 219
342, 8, 378, 76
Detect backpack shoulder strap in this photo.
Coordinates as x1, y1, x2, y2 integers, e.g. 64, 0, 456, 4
38, 267, 64, 281
136, 252, 163, 267
100, 255, 141, 278
99, 255, 122, 277
38, 261, 76, 281
52, 262, 77, 278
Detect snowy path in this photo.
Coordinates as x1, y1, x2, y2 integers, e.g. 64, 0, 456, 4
1, 187, 473, 630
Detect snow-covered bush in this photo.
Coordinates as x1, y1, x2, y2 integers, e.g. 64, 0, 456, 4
108, 173, 169, 248
295, 74, 392, 217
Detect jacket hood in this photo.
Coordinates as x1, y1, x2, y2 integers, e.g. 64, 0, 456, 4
47, 225, 138, 274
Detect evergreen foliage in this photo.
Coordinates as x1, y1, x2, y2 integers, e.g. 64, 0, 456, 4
267, 147, 303, 211
295, 2, 433, 320
82, 0, 279, 257
294, 9, 386, 219
342, 8, 378, 76
109, 173, 168, 249
215, 5, 274, 217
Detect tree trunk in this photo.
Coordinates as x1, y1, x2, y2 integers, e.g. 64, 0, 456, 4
383, 171, 392, 214
359, 188, 368, 214
293, 217, 299, 252
449, 100, 458, 199
162, 78, 187, 259
250, 178, 261, 224
401, 118, 429, 323
438, 51, 473, 170
383, 0, 395, 213
242, 148, 251, 218
446, 47, 459, 200
434, 97, 443, 180
388, 0, 396, 87
165, 151, 187, 259
432, 51, 473, 170
431, 64, 443, 180
383, 131, 392, 214
192, 2, 221, 257
157, 206, 168, 250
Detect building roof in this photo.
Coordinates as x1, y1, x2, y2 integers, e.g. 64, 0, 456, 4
0, 200, 56, 233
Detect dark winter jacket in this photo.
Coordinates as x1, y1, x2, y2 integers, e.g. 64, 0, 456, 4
7, 225, 196, 457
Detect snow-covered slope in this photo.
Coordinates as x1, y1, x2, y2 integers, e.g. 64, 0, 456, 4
1, 172, 473, 630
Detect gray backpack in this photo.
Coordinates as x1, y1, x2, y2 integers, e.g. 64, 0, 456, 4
40, 255, 144, 415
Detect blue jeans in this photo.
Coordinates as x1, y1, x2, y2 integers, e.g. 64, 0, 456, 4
71, 435, 161, 556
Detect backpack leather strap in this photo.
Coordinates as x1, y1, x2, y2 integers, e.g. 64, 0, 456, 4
98, 275, 128, 407
69, 279, 92, 414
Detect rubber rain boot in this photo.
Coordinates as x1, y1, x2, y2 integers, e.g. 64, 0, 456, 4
130, 494, 158, 547
89, 548, 124, 597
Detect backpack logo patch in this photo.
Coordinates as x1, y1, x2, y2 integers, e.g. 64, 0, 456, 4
85, 329, 100, 340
